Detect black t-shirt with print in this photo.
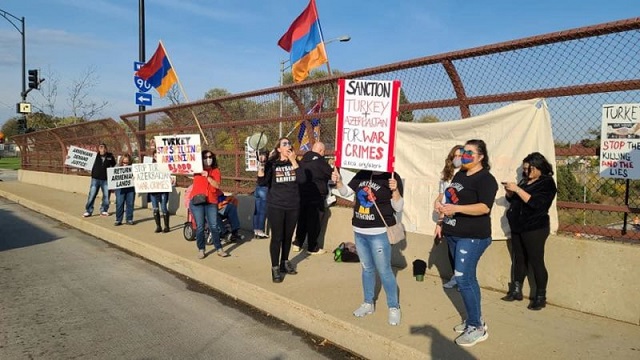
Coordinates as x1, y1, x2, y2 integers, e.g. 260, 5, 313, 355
265, 159, 306, 210
347, 171, 403, 229
441, 168, 498, 239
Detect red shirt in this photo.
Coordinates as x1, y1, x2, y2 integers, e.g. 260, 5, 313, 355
191, 168, 221, 204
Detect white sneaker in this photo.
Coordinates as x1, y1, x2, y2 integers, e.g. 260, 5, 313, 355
197, 249, 206, 259
100, 211, 109, 217
82, 212, 91, 217
388, 307, 401, 326
353, 303, 374, 317
443, 276, 457, 289
292, 244, 301, 252
454, 318, 488, 333
308, 249, 327, 255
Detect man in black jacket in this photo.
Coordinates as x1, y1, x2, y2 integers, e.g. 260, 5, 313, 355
293, 142, 333, 254
83, 143, 116, 217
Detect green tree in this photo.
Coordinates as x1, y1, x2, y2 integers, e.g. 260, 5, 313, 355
397, 89, 414, 122
1, 118, 20, 140
415, 114, 440, 123
557, 164, 585, 202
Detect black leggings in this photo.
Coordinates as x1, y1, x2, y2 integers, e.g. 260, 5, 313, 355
511, 226, 550, 290
267, 206, 299, 267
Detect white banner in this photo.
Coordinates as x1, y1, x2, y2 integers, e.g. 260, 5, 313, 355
154, 134, 203, 174
131, 163, 172, 193
64, 146, 97, 171
599, 103, 640, 179
107, 166, 134, 190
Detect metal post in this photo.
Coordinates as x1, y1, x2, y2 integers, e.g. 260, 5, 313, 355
279, 60, 285, 138
138, 0, 146, 155
21, 16, 25, 101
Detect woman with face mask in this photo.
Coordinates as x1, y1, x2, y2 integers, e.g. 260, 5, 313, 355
189, 150, 228, 259
435, 139, 498, 347
263, 138, 306, 283
502, 152, 557, 311
433, 145, 464, 289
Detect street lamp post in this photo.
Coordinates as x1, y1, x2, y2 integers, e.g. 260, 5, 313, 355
278, 35, 351, 137
0, 9, 26, 101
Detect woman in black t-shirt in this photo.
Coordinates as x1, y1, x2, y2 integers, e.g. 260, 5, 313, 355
333, 169, 404, 327
435, 139, 497, 347
264, 138, 305, 283
502, 152, 557, 311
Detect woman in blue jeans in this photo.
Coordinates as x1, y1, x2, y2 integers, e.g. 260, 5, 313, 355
334, 168, 404, 326
435, 139, 498, 347
253, 150, 269, 239
114, 154, 135, 226
150, 150, 170, 233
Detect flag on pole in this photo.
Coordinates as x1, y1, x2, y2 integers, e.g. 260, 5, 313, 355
296, 96, 324, 151
135, 42, 178, 97
277, 0, 327, 82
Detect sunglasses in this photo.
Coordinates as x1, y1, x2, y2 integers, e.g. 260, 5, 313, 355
462, 149, 476, 155
280, 141, 291, 147
204, 155, 214, 159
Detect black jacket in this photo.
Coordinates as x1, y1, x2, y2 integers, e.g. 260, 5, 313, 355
506, 175, 557, 233
91, 152, 116, 180
298, 151, 333, 203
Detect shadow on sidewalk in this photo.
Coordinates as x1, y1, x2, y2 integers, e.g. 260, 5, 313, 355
410, 324, 476, 360
428, 240, 466, 321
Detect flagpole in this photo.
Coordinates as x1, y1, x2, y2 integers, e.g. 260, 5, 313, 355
310, 0, 332, 77
159, 40, 209, 145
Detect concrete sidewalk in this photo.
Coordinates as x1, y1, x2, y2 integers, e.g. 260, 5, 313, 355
1, 181, 639, 360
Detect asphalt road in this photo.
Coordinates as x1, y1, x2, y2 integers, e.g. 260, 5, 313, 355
0, 197, 358, 360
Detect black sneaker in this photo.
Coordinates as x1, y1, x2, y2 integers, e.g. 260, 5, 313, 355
229, 232, 245, 243
271, 266, 283, 283
280, 260, 297, 275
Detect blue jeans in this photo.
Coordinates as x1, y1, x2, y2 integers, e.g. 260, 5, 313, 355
253, 186, 268, 231
190, 201, 220, 251
115, 187, 135, 222
219, 203, 240, 232
446, 235, 492, 328
354, 231, 399, 308
85, 178, 110, 214
150, 193, 169, 214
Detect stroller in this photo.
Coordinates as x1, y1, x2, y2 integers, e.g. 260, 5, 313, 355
182, 185, 234, 242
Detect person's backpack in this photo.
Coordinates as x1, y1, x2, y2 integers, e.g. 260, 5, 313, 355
333, 242, 360, 262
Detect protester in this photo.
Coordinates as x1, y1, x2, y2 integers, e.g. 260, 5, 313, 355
434, 145, 464, 288
83, 143, 116, 217
435, 139, 498, 347
150, 150, 171, 233
502, 152, 557, 310
333, 167, 404, 326
215, 194, 245, 243
293, 142, 333, 254
189, 150, 228, 259
253, 150, 270, 239
114, 154, 135, 226
264, 137, 306, 283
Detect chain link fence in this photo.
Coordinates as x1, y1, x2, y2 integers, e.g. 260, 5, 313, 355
14, 18, 640, 242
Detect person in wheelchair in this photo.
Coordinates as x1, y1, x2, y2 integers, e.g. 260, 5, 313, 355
215, 193, 245, 243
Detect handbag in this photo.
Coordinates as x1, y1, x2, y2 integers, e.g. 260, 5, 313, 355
370, 173, 406, 245
191, 194, 208, 205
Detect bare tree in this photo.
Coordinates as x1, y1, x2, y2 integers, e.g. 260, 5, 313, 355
165, 84, 182, 105
67, 65, 109, 121
33, 66, 59, 117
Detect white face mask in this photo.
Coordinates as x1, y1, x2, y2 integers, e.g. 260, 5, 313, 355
204, 158, 213, 166
452, 158, 462, 168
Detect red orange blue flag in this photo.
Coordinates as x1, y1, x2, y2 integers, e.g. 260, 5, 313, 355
277, 0, 328, 82
135, 42, 177, 98
296, 96, 324, 151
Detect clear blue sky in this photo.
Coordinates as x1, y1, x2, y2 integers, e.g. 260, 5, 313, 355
0, 0, 637, 125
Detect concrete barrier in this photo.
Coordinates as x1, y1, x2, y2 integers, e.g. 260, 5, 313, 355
17, 169, 640, 325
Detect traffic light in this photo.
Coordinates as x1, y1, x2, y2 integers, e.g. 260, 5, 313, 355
17, 117, 27, 132
28, 69, 39, 89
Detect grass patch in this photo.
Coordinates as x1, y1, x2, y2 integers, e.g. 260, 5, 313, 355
0, 157, 20, 170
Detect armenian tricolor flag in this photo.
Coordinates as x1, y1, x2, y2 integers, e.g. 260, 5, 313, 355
277, 0, 327, 82
136, 42, 177, 98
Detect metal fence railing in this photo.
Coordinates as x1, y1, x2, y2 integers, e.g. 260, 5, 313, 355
14, 17, 640, 242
